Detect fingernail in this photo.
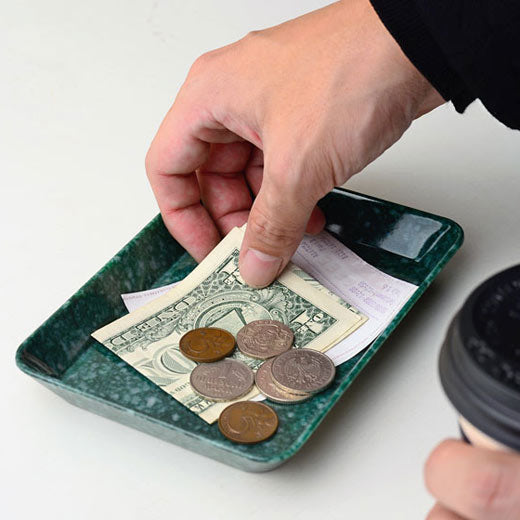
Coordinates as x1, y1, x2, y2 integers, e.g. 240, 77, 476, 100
241, 248, 283, 288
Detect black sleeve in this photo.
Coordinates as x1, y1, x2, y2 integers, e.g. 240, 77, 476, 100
369, 0, 520, 130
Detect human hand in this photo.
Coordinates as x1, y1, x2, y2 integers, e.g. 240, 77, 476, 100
425, 439, 520, 519
145, 0, 444, 287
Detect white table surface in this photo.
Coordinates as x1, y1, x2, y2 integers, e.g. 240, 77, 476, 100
2, 1, 519, 519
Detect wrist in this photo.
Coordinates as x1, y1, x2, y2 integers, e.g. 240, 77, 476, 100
369, 0, 472, 114
358, 0, 446, 118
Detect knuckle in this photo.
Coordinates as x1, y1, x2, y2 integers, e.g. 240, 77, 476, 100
242, 29, 263, 43
188, 51, 215, 77
245, 29, 260, 38
269, 166, 299, 194
466, 464, 508, 517
425, 505, 447, 520
424, 440, 454, 493
145, 142, 165, 180
265, 139, 336, 201
144, 148, 154, 176
266, 156, 312, 200
248, 207, 300, 253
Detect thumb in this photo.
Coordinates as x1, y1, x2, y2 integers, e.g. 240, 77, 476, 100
425, 439, 520, 520
239, 171, 317, 288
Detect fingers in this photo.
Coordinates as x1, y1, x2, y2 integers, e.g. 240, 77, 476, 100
424, 439, 520, 520
146, 102, 219, 261
146, 97, 254, 261
146, 152, 219, 262
239, 159, 318, 287
197, 142, 253, 234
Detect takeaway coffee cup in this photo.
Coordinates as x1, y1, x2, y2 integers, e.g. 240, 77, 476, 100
439, 264, 520, 452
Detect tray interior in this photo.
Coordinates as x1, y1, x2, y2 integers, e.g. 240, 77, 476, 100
16, 188, 463, 466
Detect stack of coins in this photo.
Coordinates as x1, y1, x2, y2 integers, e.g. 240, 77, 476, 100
179, 320, 336, 445
237, 320, 335, 403
255, 350, 335, 403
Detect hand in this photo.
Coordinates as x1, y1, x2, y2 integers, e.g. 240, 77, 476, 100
145, 0, 444, 287
425, 439, 520, 519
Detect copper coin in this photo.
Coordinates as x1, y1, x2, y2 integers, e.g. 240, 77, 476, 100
255, 358, 311, 404
190, 359, 254, 401
218, 401, 279, 444
236, 320, 293, 359
271, 349, 335, 394
179, 327, 235, 362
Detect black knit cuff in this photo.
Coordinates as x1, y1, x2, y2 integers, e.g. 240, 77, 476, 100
369, 0, 475, 113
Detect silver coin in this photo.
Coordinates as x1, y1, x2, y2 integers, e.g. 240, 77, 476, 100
237, 320, 294, 359
190, 359, 254, 401
271, 349, 335, 394
255, 358, 311, 404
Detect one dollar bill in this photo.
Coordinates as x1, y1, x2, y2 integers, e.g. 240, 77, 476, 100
92, 227, 365, 423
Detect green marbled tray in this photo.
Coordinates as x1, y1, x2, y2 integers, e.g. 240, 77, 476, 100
15, 188, 463, 471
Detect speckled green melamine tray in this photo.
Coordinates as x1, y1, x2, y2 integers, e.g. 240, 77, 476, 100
15, 188, 463, 471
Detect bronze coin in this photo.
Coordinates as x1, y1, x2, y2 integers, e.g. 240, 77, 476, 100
218, 402, 279, 444
179, 327, 235, 362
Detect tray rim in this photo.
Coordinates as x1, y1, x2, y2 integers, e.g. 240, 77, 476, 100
15, 187, 464, 467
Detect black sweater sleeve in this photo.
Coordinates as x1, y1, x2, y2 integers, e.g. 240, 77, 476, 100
369, 0, 520, 130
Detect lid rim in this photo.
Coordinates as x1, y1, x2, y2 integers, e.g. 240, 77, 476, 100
439, 313, 520, 452
459, 264, 520, 394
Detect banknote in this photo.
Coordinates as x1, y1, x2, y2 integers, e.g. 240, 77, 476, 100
92, 227, 365, 423
121, 230, 417, 367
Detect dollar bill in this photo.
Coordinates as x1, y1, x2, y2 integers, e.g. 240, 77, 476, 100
92, 227, 365, 423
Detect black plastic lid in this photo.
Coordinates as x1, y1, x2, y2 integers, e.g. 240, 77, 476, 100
439, 264, 520, 451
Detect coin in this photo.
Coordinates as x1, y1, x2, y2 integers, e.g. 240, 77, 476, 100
236, 320, 294, 359
179, 327, 235, 362
255, 358, 311, 404
218, 401, 278, 444
190, 359, 254, 401
271, 349, 336, 394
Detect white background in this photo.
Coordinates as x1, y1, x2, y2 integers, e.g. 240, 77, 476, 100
2, 1, 519, 519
